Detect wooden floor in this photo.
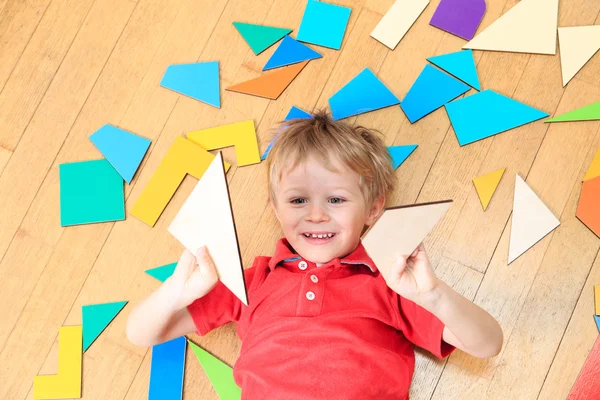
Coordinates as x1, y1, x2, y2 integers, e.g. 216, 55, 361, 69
1, 0, 599, 398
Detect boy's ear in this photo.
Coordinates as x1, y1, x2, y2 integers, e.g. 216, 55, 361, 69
366, 195, 385, 226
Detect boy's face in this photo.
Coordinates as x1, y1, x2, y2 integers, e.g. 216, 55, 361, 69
270, 155, 385, 265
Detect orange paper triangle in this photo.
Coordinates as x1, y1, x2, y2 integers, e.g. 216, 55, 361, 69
226, 61, 309, 99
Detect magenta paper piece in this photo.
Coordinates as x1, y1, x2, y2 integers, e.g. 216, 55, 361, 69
429, 0, 486, 40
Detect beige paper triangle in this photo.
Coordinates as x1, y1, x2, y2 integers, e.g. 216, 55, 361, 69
473, 168, 506, 211
559, 26, 600, 86
464, 0, 559, 55
370, 0, 430, 50
508, 175, 560, 264
168, 152, 248, 305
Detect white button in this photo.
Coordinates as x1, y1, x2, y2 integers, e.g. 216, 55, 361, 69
306, 291, 315, 300
310, 275, 318, 283
298, 261, 308, 270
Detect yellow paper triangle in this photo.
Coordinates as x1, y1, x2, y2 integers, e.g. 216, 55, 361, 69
584, 148, 600, 181
473, 168, 505, 211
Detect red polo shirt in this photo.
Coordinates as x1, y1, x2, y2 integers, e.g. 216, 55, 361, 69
188, 238, 454, 399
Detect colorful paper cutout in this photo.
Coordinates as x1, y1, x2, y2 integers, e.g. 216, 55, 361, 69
329, 68, 400, 120
371, 0, 429, 50
149, 336, 186, 400
427, 50, 481, 90
445, 90, 549, 146
401, 64, 470, 123
188, 341, 241, 400
168, 153, 248, 305
160, 62, 220, 108
595, 315, 600, 333
388, 145, 418, 170
297, 0, 351, 50
558, 26, 600, 86
145, 262, 177, 283
59, 159, 125, 227
584, 149, 600, 182
263, 35, 322, 71
130, 137, 231, 227
546, 101, 600, 123
232, 22, 292, 55
226, 60, 308, 100
577, 176, 600, 238
261, 106, 312, 160
508, 175, 560, 264
595, 286, 600, 316
89, 124, 151, 184
33, 326, 82, 399
430, 0, 486, 41
82, 301, 128, 352
187, 120, 260, 166
473, 168, 505, 211
464, 0, 559, 55
567, 335, 600, 399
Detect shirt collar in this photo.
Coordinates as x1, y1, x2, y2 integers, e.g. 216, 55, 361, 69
268, 237, 377, 272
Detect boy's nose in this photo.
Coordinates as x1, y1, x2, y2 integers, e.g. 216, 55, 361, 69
306, 203, 329, 222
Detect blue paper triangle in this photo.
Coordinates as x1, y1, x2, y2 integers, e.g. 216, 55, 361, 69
401, 64, 470, 123
445, 90, 549, 146
82, 301, 128, 351
595, 315, 600, 333
329, 68, 400, 120
427, 50, 481, 91
89, 124, 151, 184
160, 62, 220, 108
388, 145, 418, 170
261, 106, 312, 160
263, 36, 322, 71
145, 262, 177, 282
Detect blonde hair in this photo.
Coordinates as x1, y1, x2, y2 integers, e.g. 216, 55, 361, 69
266, 110, 397, 208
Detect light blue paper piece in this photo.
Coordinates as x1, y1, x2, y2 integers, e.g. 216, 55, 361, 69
329, 68, 400, 120
297, 0, 351, 50
445, 89, 549, 146
261, 106, 312, 160
148, 336, 187, 400
388, 145, 418, 170
595, 315, 600, 333
145, 262, 177, 283
427, 49, 481, 91
89, 124, 151, 184
263, 35, 322, 71
401, 64, 470, 123
160, 61, 220, 108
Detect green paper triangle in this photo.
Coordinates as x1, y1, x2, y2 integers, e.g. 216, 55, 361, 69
82, 301, 128, 351
145, 262, 177, 283
546, 100, 600, 122
188, 341, 241, 400
232, 22, 292, 55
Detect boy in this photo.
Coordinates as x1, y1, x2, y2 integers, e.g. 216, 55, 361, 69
127, 111, 503, 399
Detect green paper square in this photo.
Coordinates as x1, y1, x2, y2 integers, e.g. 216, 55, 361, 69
59, 159, 125, 226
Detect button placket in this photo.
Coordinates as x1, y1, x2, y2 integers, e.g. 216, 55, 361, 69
298, 260, 308, 270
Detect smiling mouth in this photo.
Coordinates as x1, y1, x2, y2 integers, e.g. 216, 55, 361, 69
302, 232, 336, 239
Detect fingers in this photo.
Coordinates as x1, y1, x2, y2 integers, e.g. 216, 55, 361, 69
195, 246, 219, 281
172, 249, 196, 280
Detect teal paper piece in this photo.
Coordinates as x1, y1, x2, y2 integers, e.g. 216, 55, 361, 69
261, 106, 312, 160
145, 262, 177, 283
161, 62, 220, 108
297, 0, 351, 50
388, 145, 418, 170
263, 35, 322, 70
595, 315, 600, 333
82, 301, 128, 351
232, 22, 292, 55
427, 49, 481, 90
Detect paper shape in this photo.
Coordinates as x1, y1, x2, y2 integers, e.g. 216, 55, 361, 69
168, 153, 248, 305
226, 60, 308, 100
187, 120, 260, 166
362, 201, 452, 276
130, 137, 231, 227
261, 106, 312, 160
546, 101, 600, 123
595, 286, 600, 316
188, 341, 241, 400
82, 301, 128, 352
584, 149, 600, 182
297, 0, 351, 50
595, 315, 600, 332
445, 90, 549, 146
427, 50, 481, 90
430, 0, 486, 41
473, 168, 505, 211
577, 176, 600, 238
59, 159, 125, 227
263, 35, 322, 71
33, 326, 82, 399
558, 26, 600, 86
463, 0, 559, 55
329, 68, 400, 120
145, 262, 177, 283
568, 335, 600, 400
232, 22, 292, 55
401, 64, 470, 123
149, 336, 186, 400
388, 145, 418, 170
160, 62, 220, 108
508, 175, 560, 264
371, 0, 429, 50
89, 124, 151, 184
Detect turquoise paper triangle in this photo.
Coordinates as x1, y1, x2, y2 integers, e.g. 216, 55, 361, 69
595, 315, 600, 332
261, 106, 312, 160
82, 301, 128, 351
388, 145, 418, 170
233, 22, 292, 55
160, 62, 220, 108
401, 64, 470, 123
263, 35, 322, 70
89, 124, 151, 184
445, 90, 549, 146
145, 262, 177, 282
427, 50, 481, 91
329, 68, 400, 120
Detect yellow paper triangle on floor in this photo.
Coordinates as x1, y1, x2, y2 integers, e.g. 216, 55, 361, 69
584, 148, 600, 181
168, 152, 248, 305
473, 168, 506, 211
464, 0, 559, 55
558, 26, 600, 86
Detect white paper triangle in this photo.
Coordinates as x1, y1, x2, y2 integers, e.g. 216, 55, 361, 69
370, 0, 430, 50
168, 152, 248, 305
508, 175, 560, 264
558, 26, 600, 86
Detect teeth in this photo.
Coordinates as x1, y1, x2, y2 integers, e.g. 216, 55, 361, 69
304, 233, 335, 239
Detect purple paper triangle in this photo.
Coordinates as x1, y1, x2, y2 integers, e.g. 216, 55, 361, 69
430, 0, 486, 41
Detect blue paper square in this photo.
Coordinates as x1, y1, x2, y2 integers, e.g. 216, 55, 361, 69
297, 0, 351, 50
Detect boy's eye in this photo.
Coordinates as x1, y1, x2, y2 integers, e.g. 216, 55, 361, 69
329, 197, 345, 204
291, 198, 306, 204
